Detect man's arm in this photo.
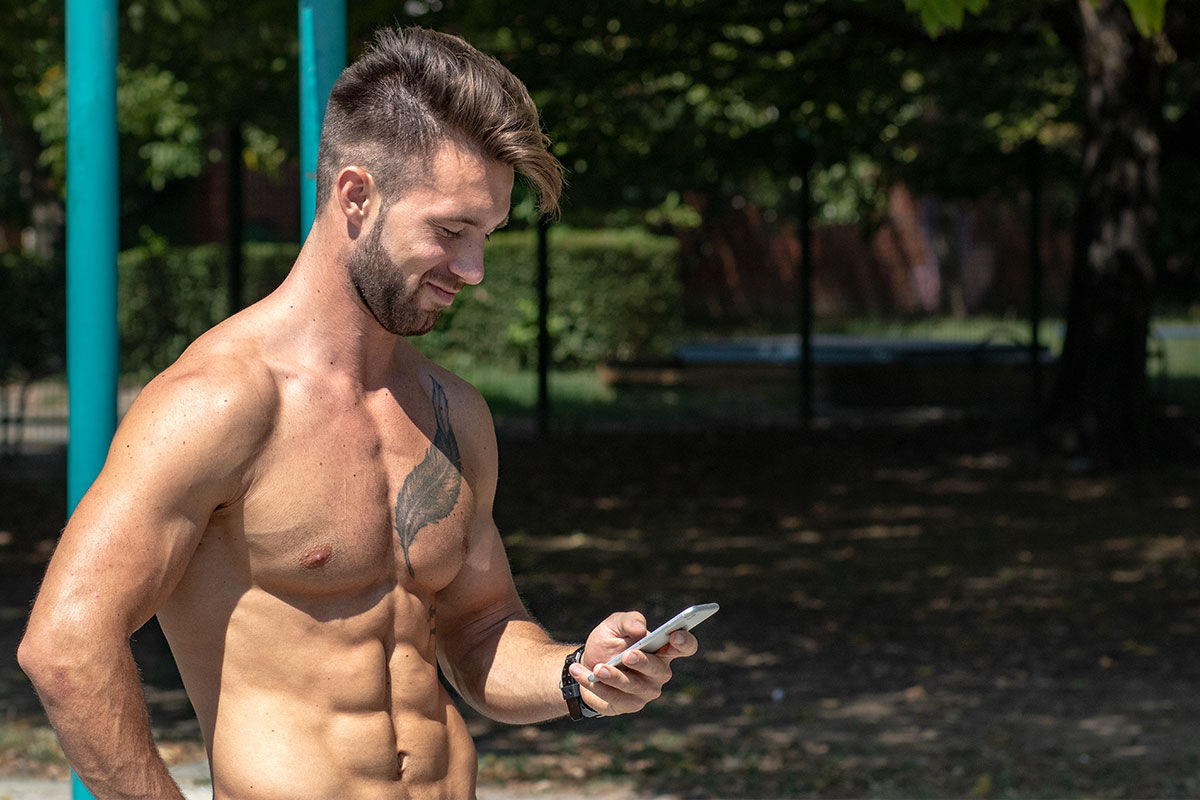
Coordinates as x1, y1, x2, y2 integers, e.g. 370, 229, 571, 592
17, 363, 271, 799
433, 386, 697, 724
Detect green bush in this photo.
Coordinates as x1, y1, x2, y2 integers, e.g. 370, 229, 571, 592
7, 227, 678, 379
0, 252, 66, 378
416, 226, 681, 370
118, 241, 297, 376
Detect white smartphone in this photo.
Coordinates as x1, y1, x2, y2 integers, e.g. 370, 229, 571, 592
586, 602, 719, 683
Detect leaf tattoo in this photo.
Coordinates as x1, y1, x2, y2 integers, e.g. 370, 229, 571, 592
394, 378, 463, 578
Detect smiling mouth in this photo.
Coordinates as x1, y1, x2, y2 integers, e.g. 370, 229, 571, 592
427, 283, 459, 305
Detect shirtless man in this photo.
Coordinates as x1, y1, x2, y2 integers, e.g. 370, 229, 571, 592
18, 27, 700, 800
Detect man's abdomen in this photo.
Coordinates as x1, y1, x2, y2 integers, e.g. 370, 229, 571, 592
204, 655, 476, 798
163, 581, 477, 799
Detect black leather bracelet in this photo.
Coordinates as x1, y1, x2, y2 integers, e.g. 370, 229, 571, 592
560, 645, 602, 720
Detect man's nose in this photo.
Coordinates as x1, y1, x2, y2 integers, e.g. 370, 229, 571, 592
451, 244, 485, 286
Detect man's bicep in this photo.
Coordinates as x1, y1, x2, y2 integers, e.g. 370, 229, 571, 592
433, 381, 541, 668
43, 468, 215, 632
437, 514, 527, 645
31, 372, 266, 635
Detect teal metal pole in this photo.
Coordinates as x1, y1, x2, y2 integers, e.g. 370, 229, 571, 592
298, 0, 346, 239
65, 0, 119, 537
66, 0, 119, 797
71, 771, 94, 798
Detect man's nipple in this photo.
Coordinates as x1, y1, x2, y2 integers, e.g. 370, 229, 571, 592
299, 543, 334, 569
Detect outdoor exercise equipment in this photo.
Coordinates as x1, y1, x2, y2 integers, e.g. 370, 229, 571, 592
65, 0, 118, 520
299, 0, 346, 240
65, 1, 118, 795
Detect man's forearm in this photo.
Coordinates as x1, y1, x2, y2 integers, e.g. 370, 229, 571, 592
440, 614, 574, 724
20, 637, 184, 800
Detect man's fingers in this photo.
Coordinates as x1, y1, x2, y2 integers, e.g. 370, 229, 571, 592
654, 630, 700, 660
579, 661, 668, 715
610, 610, 647, 641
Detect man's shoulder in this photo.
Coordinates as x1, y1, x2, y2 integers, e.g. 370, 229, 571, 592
128, 331, 282, 450
415, 358, 490, 420
426, 363, 485, 405
401, 347, 496, 443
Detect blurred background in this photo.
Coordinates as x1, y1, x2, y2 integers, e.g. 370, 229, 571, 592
1, 0, 1197, 454
3, 1, 1200, 798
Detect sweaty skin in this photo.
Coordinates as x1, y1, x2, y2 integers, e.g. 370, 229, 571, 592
19, 140, 699, 800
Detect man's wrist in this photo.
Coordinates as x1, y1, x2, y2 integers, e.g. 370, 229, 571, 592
559, 645, 602, 720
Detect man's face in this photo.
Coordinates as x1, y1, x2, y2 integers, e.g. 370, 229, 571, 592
347, 139, 514, 336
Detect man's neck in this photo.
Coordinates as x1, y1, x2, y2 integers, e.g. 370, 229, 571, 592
268, 232, 409, 389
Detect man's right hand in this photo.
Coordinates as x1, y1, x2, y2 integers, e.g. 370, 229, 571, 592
570, 611, 700, 716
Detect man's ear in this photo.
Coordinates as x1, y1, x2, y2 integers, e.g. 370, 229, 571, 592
335, 166, 377, 232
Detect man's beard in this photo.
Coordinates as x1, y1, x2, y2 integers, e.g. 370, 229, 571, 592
346, 221, 442, 337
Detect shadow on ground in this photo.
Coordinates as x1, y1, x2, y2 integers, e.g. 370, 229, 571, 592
3, 418, 1200, 798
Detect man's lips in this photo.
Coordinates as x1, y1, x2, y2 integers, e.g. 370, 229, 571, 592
426, 283, 460, 305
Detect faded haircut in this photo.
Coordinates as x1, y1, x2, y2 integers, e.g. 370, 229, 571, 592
315, 26, 563, 219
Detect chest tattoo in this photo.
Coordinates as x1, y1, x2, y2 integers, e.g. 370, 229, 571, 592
394, 377, 463, 578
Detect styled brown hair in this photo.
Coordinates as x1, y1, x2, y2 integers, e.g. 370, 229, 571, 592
316, 26, 563, 218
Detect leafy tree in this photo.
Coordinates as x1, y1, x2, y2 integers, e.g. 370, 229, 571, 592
905, 0, 1200, 461
403, 0, 1197, 461
0, 0, 65, 255
5, 0, 1197, 464
0, 0, 298, 252
419, 4, 1079, 206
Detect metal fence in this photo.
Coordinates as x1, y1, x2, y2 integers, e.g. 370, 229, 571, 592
8, 318, 1193, 456
1, 379, 143, 457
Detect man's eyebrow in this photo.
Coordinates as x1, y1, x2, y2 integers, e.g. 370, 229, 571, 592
435, 214, 509, 232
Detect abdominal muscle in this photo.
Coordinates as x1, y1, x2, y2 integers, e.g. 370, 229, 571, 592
160, 583, 478, 800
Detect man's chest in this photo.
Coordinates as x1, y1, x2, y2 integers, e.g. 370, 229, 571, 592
229, 379, 475, 597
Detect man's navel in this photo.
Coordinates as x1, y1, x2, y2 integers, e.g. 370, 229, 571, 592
299, 543, 334, 569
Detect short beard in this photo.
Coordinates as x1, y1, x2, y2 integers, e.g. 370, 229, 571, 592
345, 220, 441, 337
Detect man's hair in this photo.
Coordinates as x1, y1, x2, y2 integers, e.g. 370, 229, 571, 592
316, 26, 563, 218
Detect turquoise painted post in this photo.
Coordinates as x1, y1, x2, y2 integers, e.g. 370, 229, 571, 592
298, 0, 346, 239
71, 771, 94, 798
66, 0, 119, 798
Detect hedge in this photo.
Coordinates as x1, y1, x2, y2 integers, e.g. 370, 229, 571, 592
0, 252, 66, 378
416, 227, 682, 370
117, 240, 297, 377
0, 227, 680, 379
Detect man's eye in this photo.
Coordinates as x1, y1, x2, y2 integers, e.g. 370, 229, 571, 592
441, 227, 463, 238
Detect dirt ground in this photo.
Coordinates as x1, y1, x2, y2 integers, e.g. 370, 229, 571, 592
3, 417, 1200, 798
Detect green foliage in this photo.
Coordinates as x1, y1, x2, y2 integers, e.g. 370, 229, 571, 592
31, 63, 205, 192
903, 0, 1167, 35
1123, 0, 1169, 35
113, 228, 678, 378
0, 0, 298, 247
0, 0, 62, 229
117, 240, 297, 376
414, 228, 682, 370
0, 252, 65, 378
402, 0, 1089, 222
903, 0, 990, 37
3, 228, 677, 381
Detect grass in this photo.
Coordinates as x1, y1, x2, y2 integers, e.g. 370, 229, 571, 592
4, 414, 1200, 796
5, 315, 1196, 437
0, 720, 65, 777
459, 424, 1200, 798
446, 311, 1200, 423
823, 313, 1200, 367
459, 366, 801, 428
820, 314, 1067, 351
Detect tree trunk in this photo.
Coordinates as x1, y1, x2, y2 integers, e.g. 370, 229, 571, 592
1049, 0, 1161, 464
